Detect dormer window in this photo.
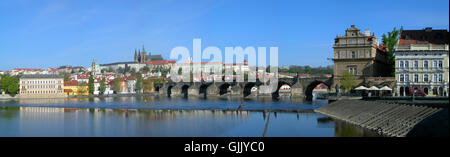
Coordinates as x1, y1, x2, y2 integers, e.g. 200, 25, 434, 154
435, 33, 442, 40
405, 34, 411, 40
421, 35, 427, 41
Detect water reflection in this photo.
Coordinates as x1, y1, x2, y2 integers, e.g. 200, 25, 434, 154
0, 96, 329, 112
0, 106, 379, 137
0, 96, 379, 137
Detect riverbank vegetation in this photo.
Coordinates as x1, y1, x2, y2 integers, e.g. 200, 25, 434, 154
0, 75, 19, 96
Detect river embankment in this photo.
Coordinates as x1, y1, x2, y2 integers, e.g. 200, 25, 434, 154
315, 99, 448, 137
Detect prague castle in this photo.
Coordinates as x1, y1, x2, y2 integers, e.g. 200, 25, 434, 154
134, 45, 163, 63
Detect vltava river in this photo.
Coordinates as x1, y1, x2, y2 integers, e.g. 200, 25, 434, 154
0, 96, 379, 137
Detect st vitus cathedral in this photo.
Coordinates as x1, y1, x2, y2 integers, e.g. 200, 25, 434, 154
134, 45, 163, 63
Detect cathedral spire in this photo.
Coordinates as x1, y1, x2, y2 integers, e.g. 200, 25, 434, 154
134, 49, 138, 62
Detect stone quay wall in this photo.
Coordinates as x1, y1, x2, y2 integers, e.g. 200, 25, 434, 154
315, 100, 443, 137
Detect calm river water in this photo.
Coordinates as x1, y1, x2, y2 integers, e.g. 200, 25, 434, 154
0, 96, 379, 137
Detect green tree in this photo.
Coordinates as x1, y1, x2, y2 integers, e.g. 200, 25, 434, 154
88, 75, 94, 95
340, 72, 357, 92
0, 75, 19, 96
141, 66, 150, 73
135, 74, 143, 93
113, 77, 122, 94
77, 82, 88, 95
60, 72, 71, 82
178, 68, 182, 75
382, 27, 402, 76
117, 67, 124, 74
143, 79, 154, 93
99, 78, 106, 95
153, 78, 164, 85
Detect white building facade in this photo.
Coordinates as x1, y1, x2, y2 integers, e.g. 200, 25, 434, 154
395, 28, 449, 96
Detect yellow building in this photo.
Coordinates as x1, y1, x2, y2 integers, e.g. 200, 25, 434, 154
395, 27, 449, 96
64, 80, 89, 96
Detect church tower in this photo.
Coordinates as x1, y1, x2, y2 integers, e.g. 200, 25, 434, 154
141, 45, 147, 63
134, 49, 138, 62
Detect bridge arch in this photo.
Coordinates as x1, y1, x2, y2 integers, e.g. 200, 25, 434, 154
271, 80, 293, 99
166, 85, 174, 97
181, 84, 189, 98
243, 82, 257, 97
219, 83, 231, 95
199, 84, 210, 98
305, 81, 329, 101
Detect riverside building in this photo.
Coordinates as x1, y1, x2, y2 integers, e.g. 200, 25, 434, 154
395, 27, 449, 96
19, 74, 65, 98
332, 25, 391, 92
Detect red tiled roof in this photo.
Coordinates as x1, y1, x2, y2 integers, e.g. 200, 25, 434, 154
398, 29, 449, 46
145, 60, 176, 65
77, 74, 90, 79
377, 45, 387, 52
12, 68, 44, 71
64, 80, 79, 86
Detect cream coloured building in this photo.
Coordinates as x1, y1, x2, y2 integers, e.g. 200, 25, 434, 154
19, 74, 65, 98
395, 28, 449, 96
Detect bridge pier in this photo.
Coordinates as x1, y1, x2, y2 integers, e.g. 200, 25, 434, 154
230, 84, 242, 97
206, 83, 219, 97
257, 84, 272, 98
188, 83, 201, 98
170, 84, 187, 97
290, 82, 304, 99
159, 84, 169, 96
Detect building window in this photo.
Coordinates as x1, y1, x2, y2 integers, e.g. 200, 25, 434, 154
405, 34, 411, 40
433, 74, 437, 82
424, 61, 428, 69
405, 61, 409, 68
438, 74, 443, 82
359, 50, 364, 58
336, 51, 340, 58
341, 51, 346, 58
414, 74, 419, 82
438, 61, 443, 68
433, 61, 437, 67
421, 35, 427, 41
348, 67, 357, 75
424, 74, 429, 82
405, 74, 409, 82
359, 39, 364, 44
400, 61, 404, 68
352, 51, 356, 58
414, 61, 418, 68
400, 74, 404, 82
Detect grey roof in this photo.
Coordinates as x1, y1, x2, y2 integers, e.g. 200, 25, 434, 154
147, 55, 163, 61
20, 74, 63, 79
100, 61, 138, 66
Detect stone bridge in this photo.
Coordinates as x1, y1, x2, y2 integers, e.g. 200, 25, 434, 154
156, 76, 333, 100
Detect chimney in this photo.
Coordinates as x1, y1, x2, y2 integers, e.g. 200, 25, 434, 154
364, 29, 371, 36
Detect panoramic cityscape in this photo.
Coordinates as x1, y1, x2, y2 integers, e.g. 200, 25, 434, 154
0, 0, 448, 147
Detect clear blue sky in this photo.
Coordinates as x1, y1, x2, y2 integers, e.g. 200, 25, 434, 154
0, 0, 448, 71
